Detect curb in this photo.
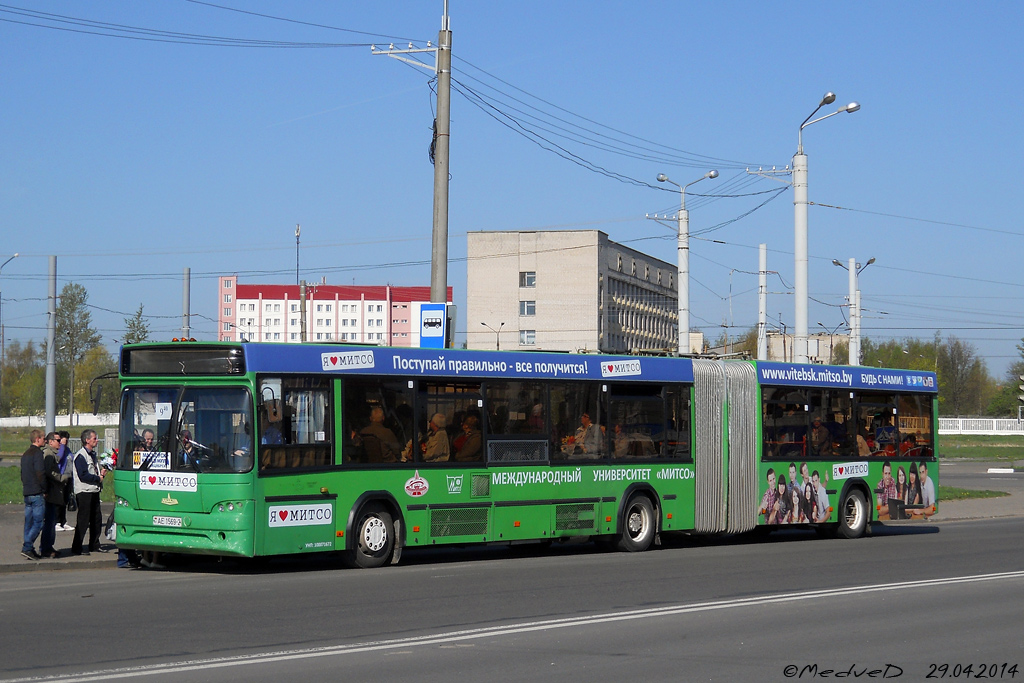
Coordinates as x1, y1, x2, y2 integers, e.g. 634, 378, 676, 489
0, 558, 118, 574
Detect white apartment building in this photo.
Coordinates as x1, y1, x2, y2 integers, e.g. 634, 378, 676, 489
217, 276, 449, 346
466, 230, 702, 354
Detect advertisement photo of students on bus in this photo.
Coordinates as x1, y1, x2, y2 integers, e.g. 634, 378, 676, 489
873, 460, 937, 520
758, 463, 832, 525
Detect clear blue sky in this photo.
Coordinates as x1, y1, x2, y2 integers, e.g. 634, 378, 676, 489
2, 1, 1022, 376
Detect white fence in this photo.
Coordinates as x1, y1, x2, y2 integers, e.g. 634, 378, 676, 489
0, 413, 119, 429
939, 418, 1024, 436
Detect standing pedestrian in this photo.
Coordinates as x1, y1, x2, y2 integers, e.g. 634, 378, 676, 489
39, 432, 67, 558
55, 431, 75, 532
20, 429, 46, 561
71, 429, 108, 555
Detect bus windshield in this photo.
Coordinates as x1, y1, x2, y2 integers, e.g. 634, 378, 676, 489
119, 386, 254, 474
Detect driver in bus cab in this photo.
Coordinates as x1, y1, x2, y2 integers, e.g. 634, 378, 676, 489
180, 430, 197, 468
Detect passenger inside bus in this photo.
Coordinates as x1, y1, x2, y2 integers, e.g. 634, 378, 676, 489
359, 406, 404, 463
453, 415, 482, 462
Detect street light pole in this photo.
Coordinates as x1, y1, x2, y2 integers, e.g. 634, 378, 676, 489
817, 321, 842, 364
793, 93, 860, 364
832, 256, 874, 365
656, 170, 719, 355
480, 322, 504, 351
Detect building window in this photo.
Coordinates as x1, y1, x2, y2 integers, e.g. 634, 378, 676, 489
265, 303, 272, 312
274, 318, 280, 326
376, 305, 383, 312
617, 255, 623, 272
223, 294, 232, 303
291, 304, 298, 312
520, 330, 536, 346
290, 333, 298, 340
644, 265, 650, 281
223, 280, 232, 289
350, 319, 357, 326
290, 318, 298, 326
519, 271, 536, 287
341, 319, 348, 327
222, 322, 231, 331
224, 308, 232, 317
274, 333, 281, 340
631, 260, 637, 277
316, 304, 323, 312
341, 333, 348, 340
325, 304, 332, 312
367, 305, 373, 312
274, 304, 281, 312
249, 304, 256, 312
519, 300, 536, 316
657, 270, 662, 285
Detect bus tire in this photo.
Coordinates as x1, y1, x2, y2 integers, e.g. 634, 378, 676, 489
836, 489, 868, 539
617, 495, 656, 552
349, 504, 395, 568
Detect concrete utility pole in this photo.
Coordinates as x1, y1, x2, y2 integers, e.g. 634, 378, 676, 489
653, 170, 718, 355
182, 267, 191, 338
832, 256, 874, 365
757, 244, 768, 360
793, 92, 860, 364
372, 2, 453, 306
46, 257, 56, 433
295, 224, 301, 286
431, 6, 452, 305
299, 281, 307, 343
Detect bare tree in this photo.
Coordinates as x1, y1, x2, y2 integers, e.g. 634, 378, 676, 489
938, 336, 985, 416
54, 283, 101, 418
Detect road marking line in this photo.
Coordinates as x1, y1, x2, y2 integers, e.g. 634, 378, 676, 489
986, 467, 1015, 474
5, 569, 1024, 683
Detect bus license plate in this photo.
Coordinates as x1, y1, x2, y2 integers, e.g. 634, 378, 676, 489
153, 516, 182, 528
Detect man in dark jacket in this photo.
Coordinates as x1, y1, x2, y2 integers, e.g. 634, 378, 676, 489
40, 432, 67, 558
20, 429, 46, 560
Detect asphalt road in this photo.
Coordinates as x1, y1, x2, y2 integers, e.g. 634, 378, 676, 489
2, 514, 1023, 682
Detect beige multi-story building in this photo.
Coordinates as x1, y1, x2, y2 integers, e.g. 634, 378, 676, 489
466, 230, 702, 354
217, 276, 449, 346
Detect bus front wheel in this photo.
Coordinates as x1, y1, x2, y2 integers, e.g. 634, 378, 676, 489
349, 504, 395, 568
836, 489, 868, 539
617, 495, 656, 552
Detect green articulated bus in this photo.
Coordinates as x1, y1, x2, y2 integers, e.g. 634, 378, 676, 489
113, 342, 938, 568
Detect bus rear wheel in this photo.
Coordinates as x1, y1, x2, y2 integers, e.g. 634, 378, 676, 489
349, 504, 395, 568
836, 489, 868, 539
617, 495, 656, 552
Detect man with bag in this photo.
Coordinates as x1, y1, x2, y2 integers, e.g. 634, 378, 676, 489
71, 429, 108, 555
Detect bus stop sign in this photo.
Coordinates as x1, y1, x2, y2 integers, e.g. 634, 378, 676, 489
419, 303, 447, 349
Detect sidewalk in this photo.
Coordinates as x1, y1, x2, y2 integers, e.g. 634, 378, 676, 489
1, 501, 118, 574
3, 461, 1021, 573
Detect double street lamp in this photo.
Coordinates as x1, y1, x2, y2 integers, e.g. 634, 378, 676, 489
793, 92, 860, 364
832, 257, 874, 365
817, 321, 843, 364
480, 321, 504, 351
656, 170, 718, 355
